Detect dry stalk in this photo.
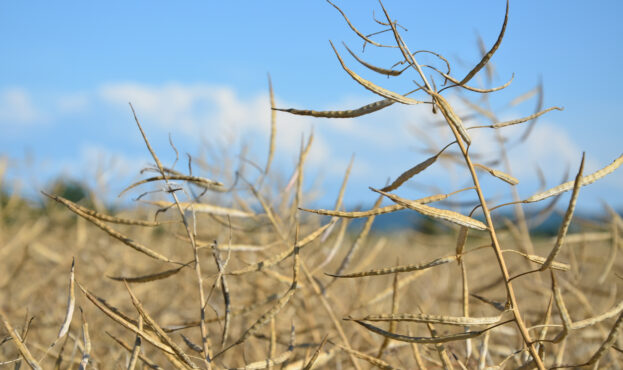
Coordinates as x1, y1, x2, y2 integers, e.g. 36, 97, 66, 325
78, 308, 91, 370
540, 153, 585, 271
377, 2, 544, 361
130, 104, 211, 368
0, 308, 42, 370
279, 1, 549, 367
10, 1, 621, 369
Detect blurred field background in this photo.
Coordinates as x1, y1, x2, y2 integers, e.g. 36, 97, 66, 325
1, 152, 622, 368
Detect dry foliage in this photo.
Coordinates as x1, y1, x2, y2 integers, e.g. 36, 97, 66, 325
2, 1, 623, 369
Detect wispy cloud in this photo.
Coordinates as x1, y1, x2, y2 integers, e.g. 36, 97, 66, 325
0, 88, 43, 126
6, 82, 617, 210
506, 122, 585, 177
56, 93, 91, 114
97, 82, 329, 166
93, 83, 603, 200
99, 83, 224, 134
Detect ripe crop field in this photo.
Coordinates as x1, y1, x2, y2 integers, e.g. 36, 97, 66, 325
2, 1, 623, 369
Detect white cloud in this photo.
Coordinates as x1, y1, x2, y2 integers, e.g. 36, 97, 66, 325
98, 82, 338, 171
75, 83, 455, 186
56, 93, 91, 114
99, 83, 220, 134
507, 122, 584, 177
7, 82, 603, 207
0, 88, 42, 125
77, 144, 149, 180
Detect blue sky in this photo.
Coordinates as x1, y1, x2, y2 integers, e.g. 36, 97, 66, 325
1, 1, 622, 213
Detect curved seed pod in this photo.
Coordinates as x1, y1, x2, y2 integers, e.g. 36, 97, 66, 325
456, 226, 469, 260
119, 175, 224, 197
468, 107, 563, 130
43, 192, 175, 263
525, 153, 623, 203
352, 319, 499, 344
45, 192, 160, 226
459, 0, 509, 85
149, 200, 255, 218
354, 312, 504, 326
343, 42, 403, 76
429, 91, 471, 145
107, 265, 186, 283
326, 0, 396, 49
474, 163, 519, 185
427, 64, 514, 94
265, 73, 277, 175
328, 256, 456, 278
490, 107, 563, 128
371, 188, 487, 230
330, 41, 424, 105
382, 154, 439, 192
301, 187, 467, 219
571, 300, 623, 330
551, 273, 571, 343
501, 250, 569, 271
470, 294, 506, 312
300, 204, 405, 218
540, 154, 584, 271
56, 259, 75, 341
274, 98, 394, 118
181, 335, 202, 353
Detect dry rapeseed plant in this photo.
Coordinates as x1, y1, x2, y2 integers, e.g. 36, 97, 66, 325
276, 1, 623, 369
2, 1, 623, 369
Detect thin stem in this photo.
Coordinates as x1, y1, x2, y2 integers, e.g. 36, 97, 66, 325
130, 104, 211, 369
378, 7, 544, 366
445, 119, 545, 370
